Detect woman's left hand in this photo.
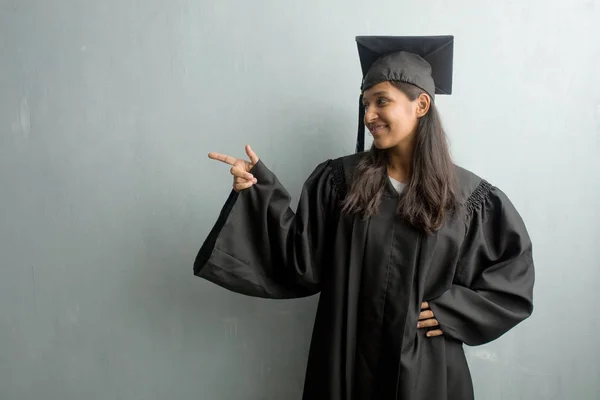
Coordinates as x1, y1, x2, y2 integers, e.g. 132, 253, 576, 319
418, 302, 444, 337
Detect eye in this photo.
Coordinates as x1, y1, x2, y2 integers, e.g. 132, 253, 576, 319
377, 97, 389, 106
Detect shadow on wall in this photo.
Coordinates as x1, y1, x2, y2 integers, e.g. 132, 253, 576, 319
121, 103, 348, 399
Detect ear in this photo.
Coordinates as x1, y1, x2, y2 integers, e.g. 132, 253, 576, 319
415, 93, 431, 118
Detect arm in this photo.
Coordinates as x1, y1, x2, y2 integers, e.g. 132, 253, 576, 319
429, 182, 535, 346
194, 159, 339, 299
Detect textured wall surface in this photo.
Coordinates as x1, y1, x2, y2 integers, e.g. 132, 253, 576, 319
1, 0, 599, 399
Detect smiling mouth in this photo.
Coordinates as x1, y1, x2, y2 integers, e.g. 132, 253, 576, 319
368, 125, 388, 135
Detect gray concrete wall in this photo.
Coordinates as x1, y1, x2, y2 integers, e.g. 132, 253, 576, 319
1, 0, 598, 399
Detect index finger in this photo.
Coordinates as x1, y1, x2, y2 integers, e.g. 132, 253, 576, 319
208, 152, 238, 166
421, 302, 430, 309
245, 145, 259, 165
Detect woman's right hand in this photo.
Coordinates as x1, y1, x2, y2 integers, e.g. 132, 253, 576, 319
208, 145, 260, 192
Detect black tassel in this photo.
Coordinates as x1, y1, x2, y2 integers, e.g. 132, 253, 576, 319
355, 94, 365, 153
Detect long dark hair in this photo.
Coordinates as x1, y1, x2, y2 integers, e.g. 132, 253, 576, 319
341, 81, 459, 235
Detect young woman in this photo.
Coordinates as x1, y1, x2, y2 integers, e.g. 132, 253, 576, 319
194, 36, 535, 400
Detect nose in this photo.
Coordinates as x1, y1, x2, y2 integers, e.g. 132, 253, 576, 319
364, 105, 378, 125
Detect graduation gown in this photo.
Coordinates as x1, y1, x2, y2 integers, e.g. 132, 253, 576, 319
194, 152, 535, 400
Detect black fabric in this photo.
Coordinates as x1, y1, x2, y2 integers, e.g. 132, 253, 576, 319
194, 154, 535, 400
356, 35, 454, 96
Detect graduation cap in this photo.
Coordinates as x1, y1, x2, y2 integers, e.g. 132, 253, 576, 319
355, 35, 455, 152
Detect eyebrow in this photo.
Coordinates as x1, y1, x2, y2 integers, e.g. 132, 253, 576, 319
363, 91, 390, 99
362, 91, 390, 103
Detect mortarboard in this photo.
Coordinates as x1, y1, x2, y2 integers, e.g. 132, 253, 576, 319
354, 35, 455, 152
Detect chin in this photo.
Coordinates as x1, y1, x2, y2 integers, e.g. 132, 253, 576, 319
371, 138, 394, 150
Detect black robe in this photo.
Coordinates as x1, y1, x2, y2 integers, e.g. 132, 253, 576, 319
194, 152, 535, 400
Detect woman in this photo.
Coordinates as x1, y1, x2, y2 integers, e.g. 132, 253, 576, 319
194, 35, 535, 400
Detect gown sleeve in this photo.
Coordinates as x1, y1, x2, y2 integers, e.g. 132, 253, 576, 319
429, 181, 535, 346
193, 159, 339, 299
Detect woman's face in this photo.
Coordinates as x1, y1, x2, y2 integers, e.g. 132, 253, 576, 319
362, 81, 428, 150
